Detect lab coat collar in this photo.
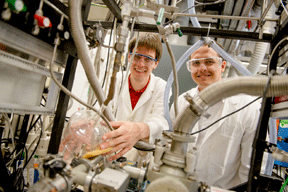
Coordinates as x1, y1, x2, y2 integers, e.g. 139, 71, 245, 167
121, 73, 156, 114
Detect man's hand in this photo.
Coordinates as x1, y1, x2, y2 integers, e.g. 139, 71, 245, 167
100, 121, 150, 161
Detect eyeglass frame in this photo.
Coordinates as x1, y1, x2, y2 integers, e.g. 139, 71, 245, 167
129, 52, 157, 65
186, 56, 223, 72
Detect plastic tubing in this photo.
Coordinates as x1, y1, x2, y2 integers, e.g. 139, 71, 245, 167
187, 0, 201, 28
164, 40, 204, 130
210, 41, 252, 76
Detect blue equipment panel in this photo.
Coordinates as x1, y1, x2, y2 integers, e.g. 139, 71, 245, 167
275, 119, 288, 167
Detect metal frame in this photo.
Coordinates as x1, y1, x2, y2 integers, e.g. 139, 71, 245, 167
0, 20, 67, 67
47, 55, 78, 154
0, 50, 62, 115
85, 21, 273, 42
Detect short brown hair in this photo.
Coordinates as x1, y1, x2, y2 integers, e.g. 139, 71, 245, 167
189, 41, 225, 60
128, 32, 163, 61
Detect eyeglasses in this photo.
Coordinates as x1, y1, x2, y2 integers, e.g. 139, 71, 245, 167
186, 57, 222, 73
130, 52, 157, 65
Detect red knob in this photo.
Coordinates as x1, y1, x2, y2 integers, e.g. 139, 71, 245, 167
34, 14, 52, 28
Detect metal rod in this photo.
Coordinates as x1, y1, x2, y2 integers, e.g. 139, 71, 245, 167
43, 0, 69, 19
258, 0, 275, 26
175, 13, 278, 22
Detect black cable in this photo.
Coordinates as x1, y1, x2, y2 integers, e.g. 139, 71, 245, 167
23, 145, 28, 167
190, 96, 262, 136
7, 115, 42, 160
23, 117, 43, 169
190, 73, 274, 137
246, 72, 275, 192
42, 95, 47, 102
12, 167, 24, 191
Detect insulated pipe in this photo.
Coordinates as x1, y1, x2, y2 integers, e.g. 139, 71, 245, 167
69, 0, 115, 121
173, 75, 288, 134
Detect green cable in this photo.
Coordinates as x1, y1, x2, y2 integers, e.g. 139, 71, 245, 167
280, 176, 288, 192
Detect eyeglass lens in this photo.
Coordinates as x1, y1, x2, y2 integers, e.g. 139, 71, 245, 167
188, 57, 221, 72
133, 54, 155, 65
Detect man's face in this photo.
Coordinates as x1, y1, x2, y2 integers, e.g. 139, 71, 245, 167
189, 45, 226, 91
128, 46, 158, 82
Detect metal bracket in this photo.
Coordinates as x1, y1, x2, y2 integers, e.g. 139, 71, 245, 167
184, 94, 210, 118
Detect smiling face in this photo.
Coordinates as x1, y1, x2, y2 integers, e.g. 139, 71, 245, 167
129, 46, 158, 83
190, 45, 226, 91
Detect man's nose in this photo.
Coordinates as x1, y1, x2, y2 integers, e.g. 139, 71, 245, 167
137, 57, 146, 65
198, 63, 207, 71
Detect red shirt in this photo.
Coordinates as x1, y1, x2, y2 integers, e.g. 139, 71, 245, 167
128, 75, 150, 110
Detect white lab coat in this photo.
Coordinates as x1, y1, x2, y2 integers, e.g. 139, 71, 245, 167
109, 72, 169, 162
170, 87, 264, 189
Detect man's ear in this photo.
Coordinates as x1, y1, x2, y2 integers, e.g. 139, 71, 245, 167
128, 53, 131, 63
221, 60, 226, 72
153, 61, 159, 70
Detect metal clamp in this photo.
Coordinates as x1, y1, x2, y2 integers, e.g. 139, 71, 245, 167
184, 94, 210, 118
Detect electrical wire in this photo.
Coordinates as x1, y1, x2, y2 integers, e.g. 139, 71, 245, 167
192, 69, 274, 136
190, 96, 262, 135
6, 115, 41, 160
2, 113, 15, 150
191, 68, 275, 136
280, 175, 288, 192
23, 117, 43, 169
267, 36, 288, 75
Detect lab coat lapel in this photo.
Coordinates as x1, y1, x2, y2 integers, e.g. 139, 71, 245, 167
132, 74, 154, 113
121, 78, 133, 114
200, 97, 238, 144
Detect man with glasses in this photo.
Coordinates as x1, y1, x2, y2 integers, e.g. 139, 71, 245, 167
170, 44, 263, 189
100, 32, 169, 163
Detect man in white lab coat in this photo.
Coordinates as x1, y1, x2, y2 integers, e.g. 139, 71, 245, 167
100, 32, 169, 162
170, 44, 262, 189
